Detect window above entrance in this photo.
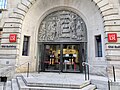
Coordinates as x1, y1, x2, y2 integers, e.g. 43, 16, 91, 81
38, 10, 87, 42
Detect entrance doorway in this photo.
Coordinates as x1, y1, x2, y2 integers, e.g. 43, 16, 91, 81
38, 10, 87, 73
39, 43, 86, 73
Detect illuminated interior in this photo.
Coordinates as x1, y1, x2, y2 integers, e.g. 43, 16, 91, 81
44, 44, 80, 72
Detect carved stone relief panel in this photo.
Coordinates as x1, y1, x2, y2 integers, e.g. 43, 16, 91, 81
38, 10, 87, 42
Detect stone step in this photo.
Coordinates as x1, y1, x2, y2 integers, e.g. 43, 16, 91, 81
3, 76, 97, 90
16, 77, 27, 89
26, 80, 90, 89
82, 85, 96, 90
80, 81, 91, 89
17, 76, 69, 90
21, 76, 90, 89
91, 79, 108, 90
11, 79, 19, 90
0, 83, 4, 90
5, 81, 11, 90
16, 76, 95, 90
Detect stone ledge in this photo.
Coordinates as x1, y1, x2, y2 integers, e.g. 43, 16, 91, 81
0, 55, 17, 59
104, 20, 120, 25
17, 3, 29, 13
21, 0, 32, 9
2, 33, 20, 38
106, 49, 120, 56
9, 13, 24, 20
13, 8, 26, 17
93, 0, 102, 4
1, 39, 20, 44
28, 0, 37, 4
0, 42, 19, 45
105, 26, 120, 31
103, 15, 120, 21
97, 0, 109, 8
106, 55, 120, 61
102, 8, 119, 16
0, 50, 17, 55
4, 22, 22, 28
3, 28, 21, 33
100, 4, 114, 12
4, 18, 22, 24
104, 24, 120, 27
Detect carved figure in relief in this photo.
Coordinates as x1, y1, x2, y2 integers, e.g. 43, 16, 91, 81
39, 22, 46, 41
47, 21, 56, 40
38, 10, 86, 42
70, 14, 77, 39
76, 20, 83, 40
55, 19, 61, 38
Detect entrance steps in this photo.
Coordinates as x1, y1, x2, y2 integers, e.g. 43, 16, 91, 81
4, 73, 98, 90
4, 76, 96, 90
0, 82, 4, 90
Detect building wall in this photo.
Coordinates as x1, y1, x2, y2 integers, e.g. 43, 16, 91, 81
0, 0, 120, 77
0, 0, 20, 27
17, 0, 105, 72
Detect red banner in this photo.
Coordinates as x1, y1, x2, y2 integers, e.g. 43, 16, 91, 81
108, 33, 117, 42
9, 34, 17, 42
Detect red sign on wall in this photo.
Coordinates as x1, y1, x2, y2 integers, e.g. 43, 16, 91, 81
9, 34, 17, 42
108, 33, 117, 42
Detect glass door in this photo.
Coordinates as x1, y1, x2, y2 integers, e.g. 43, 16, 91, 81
40, 43, 84, 73
62, 44, 80, 72
44, 44, 60, 71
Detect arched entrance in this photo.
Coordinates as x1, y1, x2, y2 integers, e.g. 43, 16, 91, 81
38, 10, 87, 73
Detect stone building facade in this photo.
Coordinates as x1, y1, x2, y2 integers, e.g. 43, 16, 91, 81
0, 0, 120, 77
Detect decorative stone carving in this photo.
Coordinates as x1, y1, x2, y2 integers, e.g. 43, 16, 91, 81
38, 10, 87, 42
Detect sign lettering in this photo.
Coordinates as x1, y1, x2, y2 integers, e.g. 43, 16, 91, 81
107, 45, 120, 49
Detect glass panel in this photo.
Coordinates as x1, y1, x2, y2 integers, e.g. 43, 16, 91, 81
0, 29, 2, 44
95, 35, 102, 57
63, 45, 80, 72
0, 0, 7, 9
22, 36, 30, 56
44, 45, 60, 71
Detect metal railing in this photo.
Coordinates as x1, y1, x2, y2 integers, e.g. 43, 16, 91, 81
82, 62, 108, 79
0, 61, 31, 78
0, 61, 31, 90
15, 61, 31, 77
82, 62, 117, 90
16, 61, 32, 77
